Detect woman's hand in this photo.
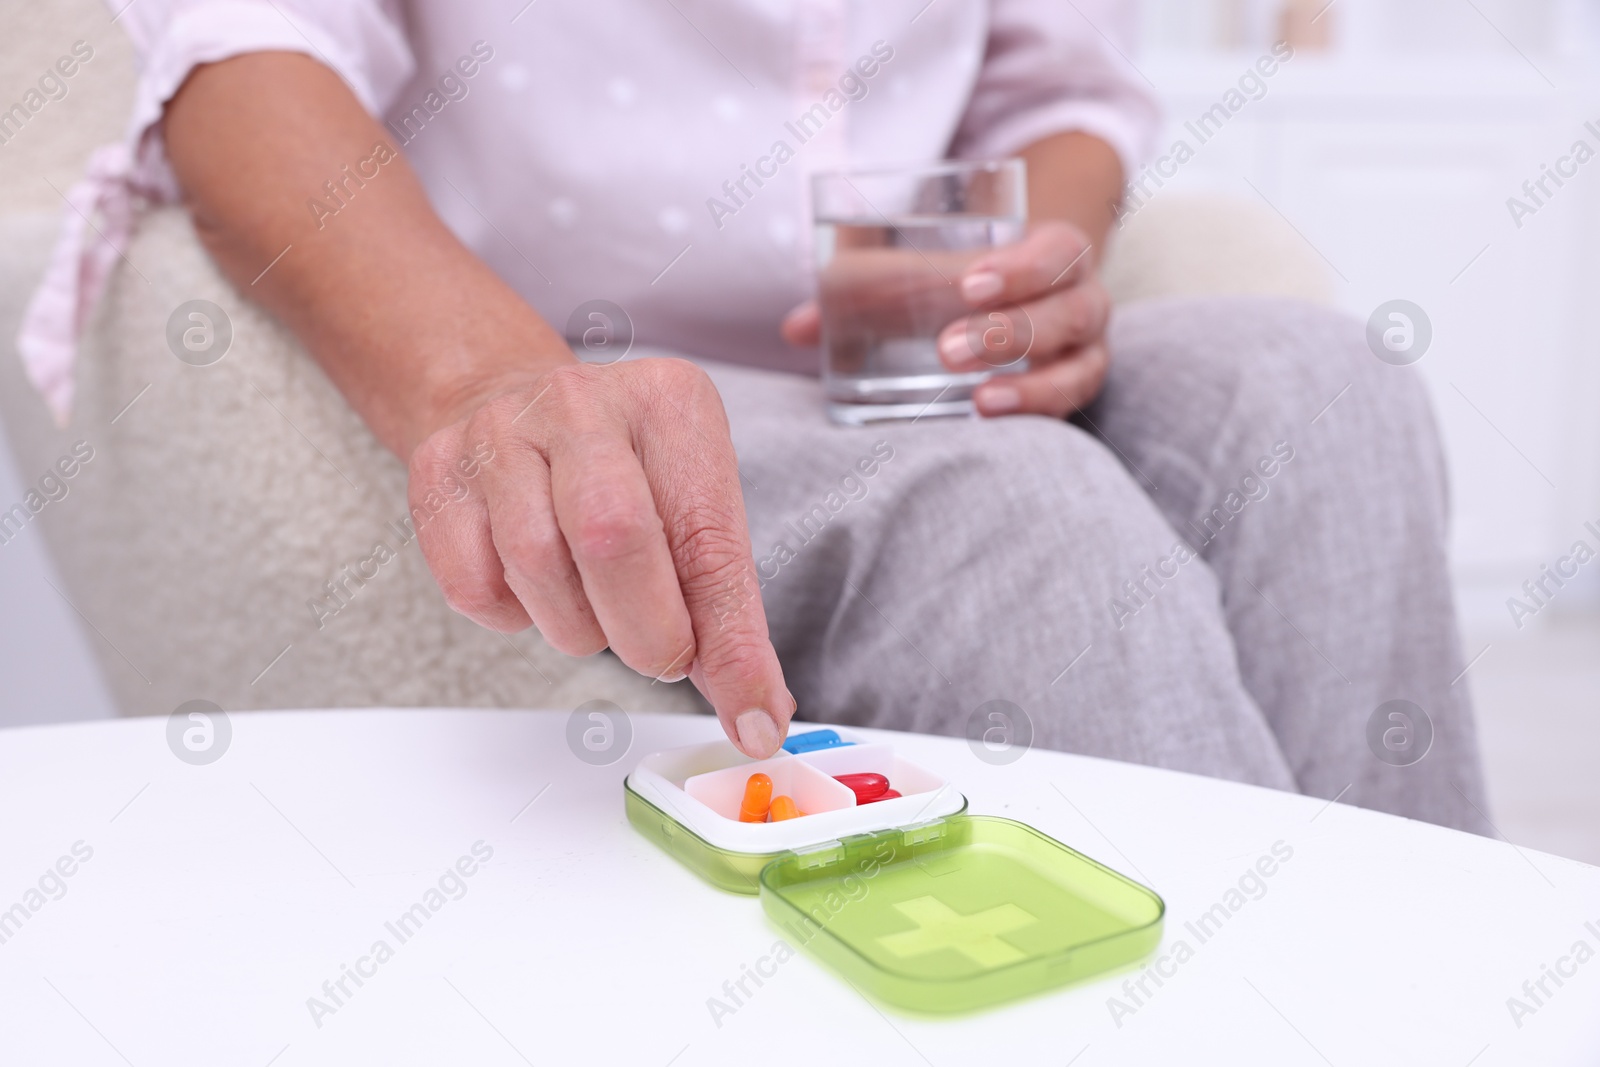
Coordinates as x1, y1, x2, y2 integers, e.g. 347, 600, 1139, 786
410, 359, 795, 757
164, 53, 793, 758
781, 219, 1109, 419
936, 220, 1110, 418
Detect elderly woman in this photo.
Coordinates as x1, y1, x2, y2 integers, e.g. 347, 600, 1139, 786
18, 0, 1485, 830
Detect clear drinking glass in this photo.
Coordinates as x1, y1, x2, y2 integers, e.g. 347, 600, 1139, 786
811, 159, 1028, 425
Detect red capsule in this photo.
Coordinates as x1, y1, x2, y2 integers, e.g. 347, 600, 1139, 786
834, 773, 890, 802
860, 789, 902, 804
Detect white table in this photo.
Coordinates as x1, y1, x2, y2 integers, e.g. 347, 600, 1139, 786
0, 709, 1595, 1066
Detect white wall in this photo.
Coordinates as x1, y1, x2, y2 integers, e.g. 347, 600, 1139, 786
0, 0, 130, 729
1133, 0, 1600, 628
1141, 0, 1600, 57
0, 430, 115, 727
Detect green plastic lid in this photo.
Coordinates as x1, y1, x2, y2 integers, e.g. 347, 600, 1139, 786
759, 815, 1164, 1013
624, 735, 1164, 1012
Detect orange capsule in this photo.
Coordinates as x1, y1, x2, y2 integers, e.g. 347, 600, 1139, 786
739, 773, 773, 822
768, 795, 801, 822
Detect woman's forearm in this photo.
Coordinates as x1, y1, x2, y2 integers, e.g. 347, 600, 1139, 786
163, 51, 571, 457
1018, 130, 1125, 258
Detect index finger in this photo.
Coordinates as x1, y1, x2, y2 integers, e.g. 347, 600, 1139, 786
640, 364, 795, 758
959, 221, 1095, 307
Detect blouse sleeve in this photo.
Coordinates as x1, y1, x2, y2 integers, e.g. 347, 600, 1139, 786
949, 0, 1159, 180
118, 0, 416, 166
18, 0, 415, 426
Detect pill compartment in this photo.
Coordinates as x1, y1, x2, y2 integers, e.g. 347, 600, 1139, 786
682, 757, 854, 821
625, 728, 967, 895
790, 742, 946, 815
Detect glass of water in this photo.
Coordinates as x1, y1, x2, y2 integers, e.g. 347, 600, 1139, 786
811, 159, 1028, 425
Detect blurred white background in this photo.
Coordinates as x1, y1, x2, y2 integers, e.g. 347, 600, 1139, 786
1, 0, 1596, 860
1136, 0, 1600, 864
1143, 0, 1600, 56
1140, 0, 1600, 616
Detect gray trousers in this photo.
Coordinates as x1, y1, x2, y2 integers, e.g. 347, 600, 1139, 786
710, 296, 1488, 833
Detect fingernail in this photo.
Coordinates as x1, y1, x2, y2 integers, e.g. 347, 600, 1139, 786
961, 271, 1003, 304
977, 384, 1021, 415
735, 708, 781, 758
938, 329, 968, 365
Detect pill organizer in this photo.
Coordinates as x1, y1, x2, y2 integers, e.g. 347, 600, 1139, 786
625, 727, 1166, 1013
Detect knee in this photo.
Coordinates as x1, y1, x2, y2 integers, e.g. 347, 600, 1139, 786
1112, 296, 1446, 490
1241, 297, 1437, 435
902, 416, 1101, 503
1228, 298, 1446, 496
884, 415, 1174, 569
1116, 297, 1358, 418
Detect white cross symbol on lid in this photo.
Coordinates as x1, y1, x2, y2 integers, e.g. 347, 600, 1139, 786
875, 895, 1037, 968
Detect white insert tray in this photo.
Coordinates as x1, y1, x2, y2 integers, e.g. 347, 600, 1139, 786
625, 730, 967, 853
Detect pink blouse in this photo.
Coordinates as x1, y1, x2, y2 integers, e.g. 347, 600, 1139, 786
19, 0, 1156, 423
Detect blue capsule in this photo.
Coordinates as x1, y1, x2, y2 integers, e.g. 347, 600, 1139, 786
781, 729, 853, 754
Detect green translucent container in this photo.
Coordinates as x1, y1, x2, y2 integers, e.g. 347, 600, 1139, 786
758, 815, 1165, 1013
624, 733, 1165, 1013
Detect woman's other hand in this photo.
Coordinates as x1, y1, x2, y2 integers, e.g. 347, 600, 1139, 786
935, 219, 1109, 418
780, 219, 1108, 419
782, 132, 1126, 420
